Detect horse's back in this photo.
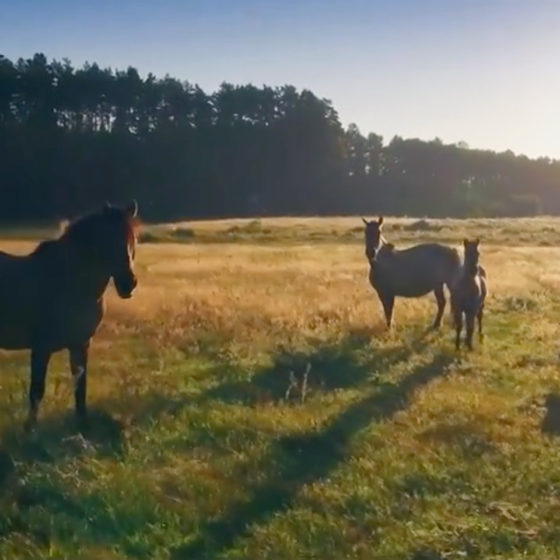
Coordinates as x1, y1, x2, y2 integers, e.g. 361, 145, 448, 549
372, 242, 460, 297
395, 243, 459, 262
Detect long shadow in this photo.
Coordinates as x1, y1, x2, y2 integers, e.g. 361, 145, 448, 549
0, 326, 433, 469
0, 408, 125, 466
0, 326, 438, 553
206, 327, 434, 406
171, 352, 454, 559
207, 338, 372, 405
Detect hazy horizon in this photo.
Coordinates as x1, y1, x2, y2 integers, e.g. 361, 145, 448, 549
2, 0, 559, 159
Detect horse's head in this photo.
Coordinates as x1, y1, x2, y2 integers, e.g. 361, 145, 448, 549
463, 238, 480, 275
362, 216, 384, 261
65, 201, 140, 298
102, 201, 139, 298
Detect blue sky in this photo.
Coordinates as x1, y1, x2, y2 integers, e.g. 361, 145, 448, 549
1, 0, 559, 158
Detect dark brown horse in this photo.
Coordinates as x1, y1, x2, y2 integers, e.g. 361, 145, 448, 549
363, 217, 461, 329
450, 238, 487, 350
0, 202, 139, 431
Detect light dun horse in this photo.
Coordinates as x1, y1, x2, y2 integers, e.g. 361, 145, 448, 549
363, 217, 461, 329
450, 238, 487, 350
0, 202, 139, 431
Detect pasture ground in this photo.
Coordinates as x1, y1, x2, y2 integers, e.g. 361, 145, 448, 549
2, 217, 560, 559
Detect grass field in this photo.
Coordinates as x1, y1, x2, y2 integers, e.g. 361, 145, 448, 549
2, 217, 560, 559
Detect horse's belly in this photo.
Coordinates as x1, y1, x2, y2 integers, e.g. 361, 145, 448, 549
0, 324, 32, 349
46, 301, 105, 348
0, 295, 34, 349
372, 274, 433, 298
396, 281, 435, 297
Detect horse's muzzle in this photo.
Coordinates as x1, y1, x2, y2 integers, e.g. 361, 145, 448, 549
115, 275, 138, 299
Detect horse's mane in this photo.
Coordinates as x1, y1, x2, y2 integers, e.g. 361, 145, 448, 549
31, 239, 58, 256
380, 236, 395, 252
61, 211, 106, 243
31, 207, 138, 255
64, 207, 139, 243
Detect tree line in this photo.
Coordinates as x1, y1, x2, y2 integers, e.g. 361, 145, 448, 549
1, 53, 559, 222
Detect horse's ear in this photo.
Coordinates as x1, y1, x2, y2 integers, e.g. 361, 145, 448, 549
475, 237, 480, 246
378, 216, 384, 227
362, 217, 369, 226
126, 199, 139, 218
463, 238, 468, 247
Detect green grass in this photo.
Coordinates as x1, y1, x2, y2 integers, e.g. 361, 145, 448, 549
2, 219, 560, 558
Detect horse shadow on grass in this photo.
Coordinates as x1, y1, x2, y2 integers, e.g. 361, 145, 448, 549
171, 351, 455, 559
0, 407, 127, 543
0, 324, 434, 471
205, 327, 435, 407
0, 408, 125, 466
0, 324, 439, 552
0, 393, 193, 543
542, 393, 560, 436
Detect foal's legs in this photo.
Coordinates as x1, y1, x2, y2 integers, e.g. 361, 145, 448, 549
433, 284, 446, 329
380, 293, 395, 329
69, 342, 89, 420
477, 305, 484, 342
25, 348, 52, 432
465, 312, 476, 350
453, 309, 463, 350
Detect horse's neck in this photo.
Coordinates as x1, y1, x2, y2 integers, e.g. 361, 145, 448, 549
463, 259, 478, 277
377, 239, 395, 259
369, 241, 393, 274
38, 238, 110, 300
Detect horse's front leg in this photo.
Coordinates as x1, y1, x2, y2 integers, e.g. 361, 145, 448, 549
379, 292, 395, 329
453, 308, 463, 350
25, 348, 52, 433
432, 284, 446, 329
465, 312, 475, 350
69, 341, 90, 422
477, 305, 484, 342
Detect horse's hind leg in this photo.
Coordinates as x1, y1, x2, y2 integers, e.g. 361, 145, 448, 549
433, 284, 446, 329
69, 342, 89, 421
25, 348, 52, 433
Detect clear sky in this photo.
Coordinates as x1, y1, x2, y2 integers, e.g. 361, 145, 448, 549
1, 0, 559, 159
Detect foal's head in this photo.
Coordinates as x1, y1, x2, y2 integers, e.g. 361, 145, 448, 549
362, 216, 384, 261
463, 238, 480, 275
64, 201, 140, 298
